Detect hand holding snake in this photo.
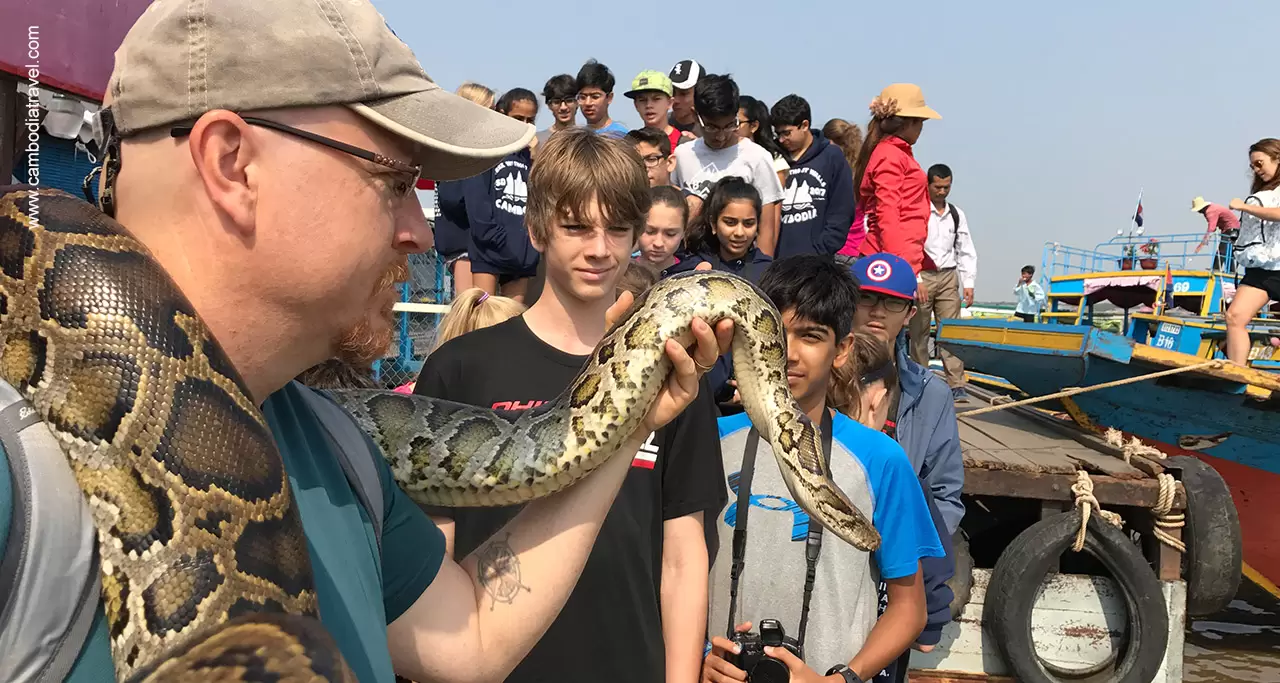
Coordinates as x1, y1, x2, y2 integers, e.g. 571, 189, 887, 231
0, 187, 879, 682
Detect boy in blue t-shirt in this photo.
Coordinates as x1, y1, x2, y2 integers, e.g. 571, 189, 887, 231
701, 254, 945, 683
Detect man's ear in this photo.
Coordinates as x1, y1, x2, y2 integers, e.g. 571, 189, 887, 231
665, 154, 677, 175
186, 110, 259, 239
832, 333, 854, 370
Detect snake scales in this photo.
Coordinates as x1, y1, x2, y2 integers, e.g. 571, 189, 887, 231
0, 186, 878, 681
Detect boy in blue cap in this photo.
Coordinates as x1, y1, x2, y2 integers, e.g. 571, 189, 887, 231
849, 253, 966, 676
848, 253, 964, 535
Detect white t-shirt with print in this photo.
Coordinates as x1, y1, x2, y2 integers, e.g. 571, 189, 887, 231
672, 137, 785, 204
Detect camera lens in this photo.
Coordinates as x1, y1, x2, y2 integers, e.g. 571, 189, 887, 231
750, 659, 791, 683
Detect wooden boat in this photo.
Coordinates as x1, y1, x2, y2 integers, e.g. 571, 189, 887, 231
933, 229, 1280, 591
937, 315, 1280, 591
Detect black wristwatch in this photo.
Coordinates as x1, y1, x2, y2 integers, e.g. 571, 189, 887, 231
826, 664, 863, 683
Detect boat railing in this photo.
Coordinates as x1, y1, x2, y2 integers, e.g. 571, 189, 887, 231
1040, 231, 1232, 283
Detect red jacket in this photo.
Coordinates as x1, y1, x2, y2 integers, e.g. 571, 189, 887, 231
857, 136, 929, 273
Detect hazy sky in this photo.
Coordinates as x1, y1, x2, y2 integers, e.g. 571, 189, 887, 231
376, 0, 1278, 301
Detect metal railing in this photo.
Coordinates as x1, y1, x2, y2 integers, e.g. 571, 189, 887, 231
373, 249, 453, 389
1039, 231, 1234, 283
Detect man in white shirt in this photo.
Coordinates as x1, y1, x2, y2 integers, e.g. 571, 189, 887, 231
909, 163, 978, 400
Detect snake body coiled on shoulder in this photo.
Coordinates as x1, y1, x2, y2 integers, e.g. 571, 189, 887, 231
0, 186, 878, 681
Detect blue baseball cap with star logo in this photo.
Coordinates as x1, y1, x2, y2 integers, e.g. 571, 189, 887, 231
850, 253, 917, 301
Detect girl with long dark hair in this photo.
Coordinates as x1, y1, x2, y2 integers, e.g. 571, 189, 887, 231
671, 176, 773, 283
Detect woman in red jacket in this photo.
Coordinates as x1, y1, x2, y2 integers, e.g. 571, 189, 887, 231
852, 83, 941, 303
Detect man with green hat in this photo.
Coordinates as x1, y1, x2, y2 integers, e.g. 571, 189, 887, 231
625, 69, 684, 153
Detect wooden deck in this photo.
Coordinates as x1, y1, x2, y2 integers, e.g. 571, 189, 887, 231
956, 386, 1186, 512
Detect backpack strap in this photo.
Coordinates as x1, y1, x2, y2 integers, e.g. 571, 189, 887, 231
0, 380, 101, 683
948, 203, 962, 253
294, 382, 385, 553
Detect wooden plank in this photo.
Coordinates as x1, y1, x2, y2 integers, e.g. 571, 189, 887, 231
964, 468, 1185, 510
994, 395, 1171, 477
966, 412, 1144, 479
959, 385, 1152, 478
1130, 513, 1186, 581
958, 423, 1075, 474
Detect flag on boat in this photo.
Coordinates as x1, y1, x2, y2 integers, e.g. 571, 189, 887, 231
1133, 200, 1144, 227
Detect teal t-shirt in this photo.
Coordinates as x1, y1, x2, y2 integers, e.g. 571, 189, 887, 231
0, 381, 445, 682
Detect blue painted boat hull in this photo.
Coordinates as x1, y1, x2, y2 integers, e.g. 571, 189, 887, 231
938, 319, 1280, 585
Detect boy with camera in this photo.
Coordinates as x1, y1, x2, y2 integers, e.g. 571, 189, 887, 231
701, 255, 945, 683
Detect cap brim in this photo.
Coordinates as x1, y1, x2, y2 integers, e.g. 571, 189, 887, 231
348, 89, 535, 182
859, 284, 916, 301
899, 105, 942, 120
624, 88, 671, 99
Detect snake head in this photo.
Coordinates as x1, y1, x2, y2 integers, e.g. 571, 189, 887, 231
809, 479, 882, 552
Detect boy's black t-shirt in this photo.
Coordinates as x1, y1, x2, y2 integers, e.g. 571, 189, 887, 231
413, 315, 727, 683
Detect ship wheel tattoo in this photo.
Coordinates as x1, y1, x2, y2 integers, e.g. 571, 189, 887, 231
476, 533, 531, 610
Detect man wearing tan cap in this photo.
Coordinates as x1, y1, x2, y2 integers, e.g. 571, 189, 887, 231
0, 1, 726, 681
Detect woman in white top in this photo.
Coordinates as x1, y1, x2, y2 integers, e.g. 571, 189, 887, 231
1225, 138, 1280, 365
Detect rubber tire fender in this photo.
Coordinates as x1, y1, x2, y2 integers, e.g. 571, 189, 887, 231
1165, 455, 1242, 616
946, 529, 973, 621
983, 509, 1169, 683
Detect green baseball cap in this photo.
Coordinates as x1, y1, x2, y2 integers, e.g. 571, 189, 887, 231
624, 70, 674, 99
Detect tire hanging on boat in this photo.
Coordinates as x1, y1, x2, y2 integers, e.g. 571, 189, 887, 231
1165, 455, 1242, 616
983, 509, 1169, 683
947, 529, 973, 621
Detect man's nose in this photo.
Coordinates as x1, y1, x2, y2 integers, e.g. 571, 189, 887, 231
396, 197, 432, 254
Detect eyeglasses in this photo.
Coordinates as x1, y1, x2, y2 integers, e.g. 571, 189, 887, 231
169, 115, 422, 200
857, 291, 911, 313
641, 153, 667, 168
698, 116, 738, 136
547, 98, 575, 107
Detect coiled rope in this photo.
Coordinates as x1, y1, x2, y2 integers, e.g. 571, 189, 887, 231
1103, 428, 1187, 552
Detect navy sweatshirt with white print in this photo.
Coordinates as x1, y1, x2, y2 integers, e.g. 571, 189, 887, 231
467, 148, 539, 277
776, 132, 855, 259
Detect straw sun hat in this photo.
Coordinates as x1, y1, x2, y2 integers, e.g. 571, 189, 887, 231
871, 83, 941, 120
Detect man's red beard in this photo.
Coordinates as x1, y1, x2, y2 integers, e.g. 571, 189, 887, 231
334, 257, 410, 367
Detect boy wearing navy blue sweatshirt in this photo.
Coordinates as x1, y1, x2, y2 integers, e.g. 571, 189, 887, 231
468, 88, 542, 302
772, 95, 855, 258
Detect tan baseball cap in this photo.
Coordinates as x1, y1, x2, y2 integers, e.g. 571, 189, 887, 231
105, 0, 534, 181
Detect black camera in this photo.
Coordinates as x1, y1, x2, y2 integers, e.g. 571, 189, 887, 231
728, 619, 804, 683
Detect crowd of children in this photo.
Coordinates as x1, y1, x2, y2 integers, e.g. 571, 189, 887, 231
398, 94, 970, 680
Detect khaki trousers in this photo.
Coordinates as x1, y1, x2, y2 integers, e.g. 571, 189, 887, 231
908, 267, 965, 389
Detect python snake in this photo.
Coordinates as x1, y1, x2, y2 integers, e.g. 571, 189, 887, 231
0, 186, 877, 681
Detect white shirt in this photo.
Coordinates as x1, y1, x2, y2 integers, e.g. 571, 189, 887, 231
925, 202, 978, 289
671, 137, 785, 204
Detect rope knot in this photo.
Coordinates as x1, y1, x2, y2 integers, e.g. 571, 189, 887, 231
1151, 472, 1187, 553
1070, 470, 1123, 552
